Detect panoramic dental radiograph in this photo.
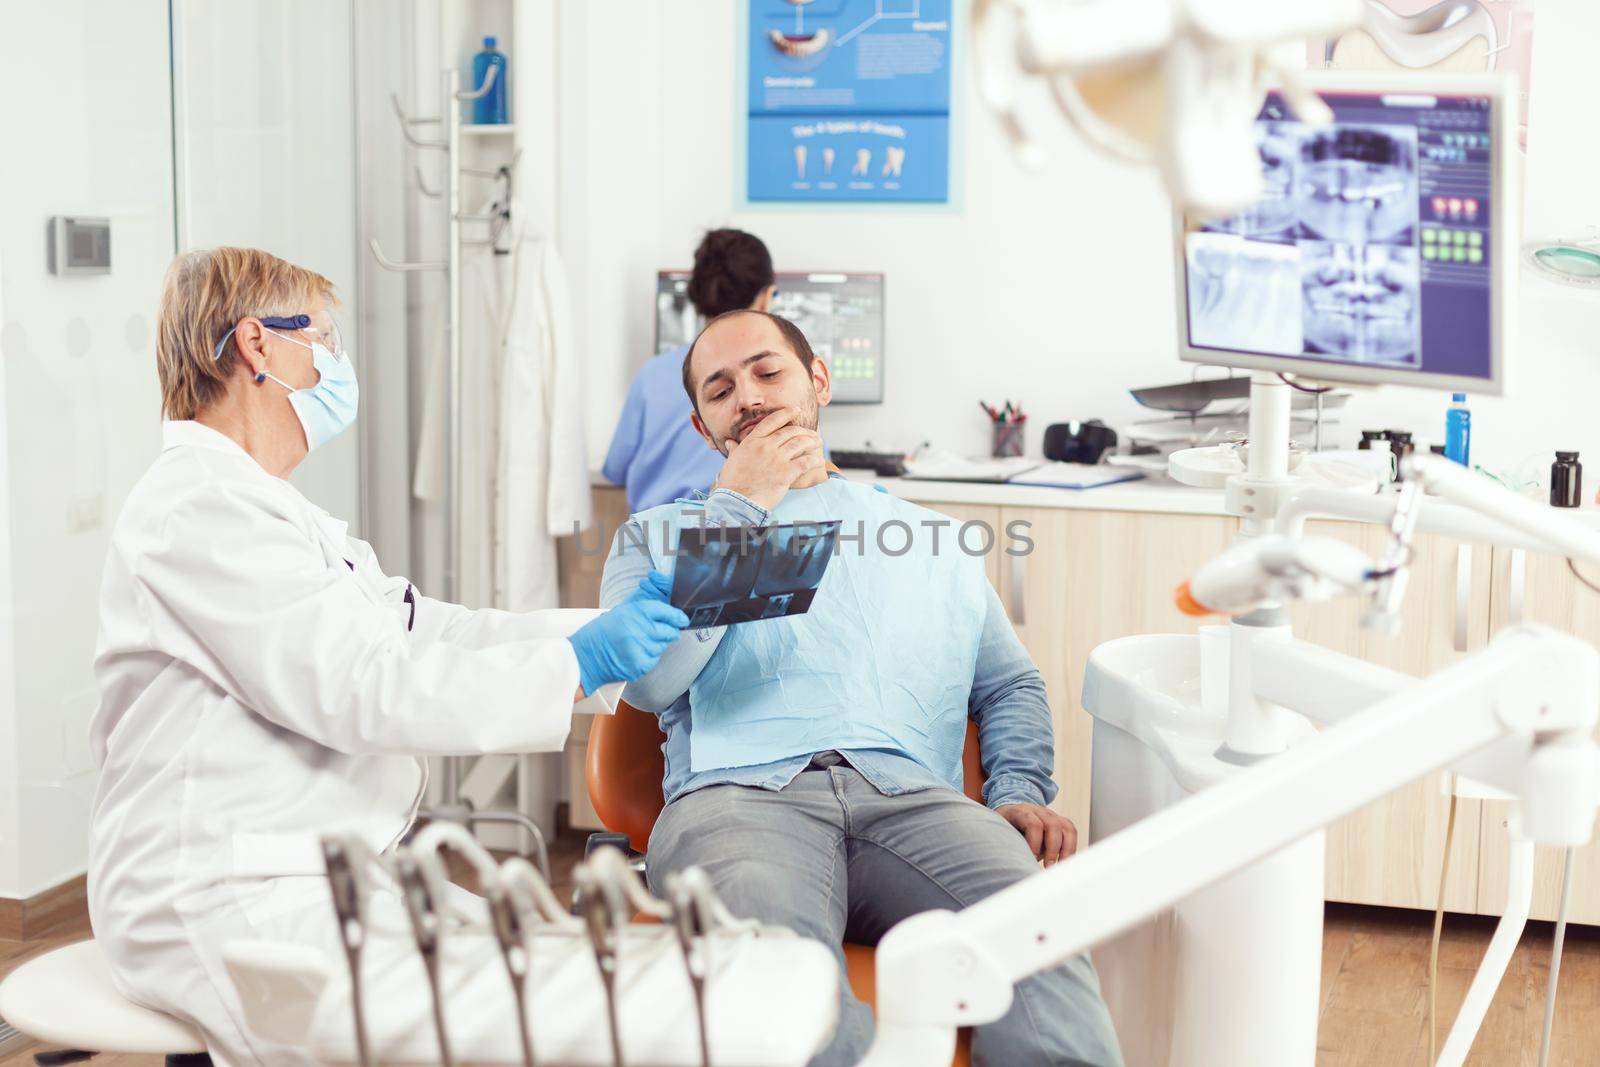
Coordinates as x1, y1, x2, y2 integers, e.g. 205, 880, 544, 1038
1300, 241, 1420, 365
1296, 124, 1418, 245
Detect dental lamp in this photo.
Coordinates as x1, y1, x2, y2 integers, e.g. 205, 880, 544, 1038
973, 0, 1364, 216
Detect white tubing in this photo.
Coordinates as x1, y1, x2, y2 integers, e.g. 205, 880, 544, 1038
1536, 848, 1577, 1067
1436, 837, 1535, 1066
1409, 455, 1600, 568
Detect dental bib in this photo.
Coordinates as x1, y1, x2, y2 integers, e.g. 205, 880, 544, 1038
656, 478, 990, 782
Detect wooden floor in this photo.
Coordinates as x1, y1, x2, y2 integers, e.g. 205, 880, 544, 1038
2, 833, 1596, 1066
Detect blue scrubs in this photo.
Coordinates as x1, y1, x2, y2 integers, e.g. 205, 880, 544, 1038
602, 343, 725, 511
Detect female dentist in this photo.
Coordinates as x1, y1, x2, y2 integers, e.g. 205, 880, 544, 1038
87, 247, 686, 1064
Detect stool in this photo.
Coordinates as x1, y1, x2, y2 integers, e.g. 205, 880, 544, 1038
0, 939, 208, 1066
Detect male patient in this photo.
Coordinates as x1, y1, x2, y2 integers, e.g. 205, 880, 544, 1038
600, 311, 1123, 1067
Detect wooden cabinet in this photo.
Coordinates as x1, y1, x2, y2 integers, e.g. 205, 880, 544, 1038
1319, 525, 1490, 913
1041, 510, 1238, 837
556, 487, 632, 612
924, 505, 1237, 842
1475, 547, 1600, 924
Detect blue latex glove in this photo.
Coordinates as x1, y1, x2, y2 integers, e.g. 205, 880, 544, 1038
568, 570, 688, 695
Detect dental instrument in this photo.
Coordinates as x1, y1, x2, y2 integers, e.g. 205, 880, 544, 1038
576, 859, 631, 1066
665, 875, 712, 1067
320, 837, 383, 1067
486, 880, 537, 1067
395, 852, 456, 1067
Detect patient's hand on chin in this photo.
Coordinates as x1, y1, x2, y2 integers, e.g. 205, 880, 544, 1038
996, 803, 1078, 867
713, 409, 825, 511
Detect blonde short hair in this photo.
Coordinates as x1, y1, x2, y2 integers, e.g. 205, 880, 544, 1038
156, 247, 339, 420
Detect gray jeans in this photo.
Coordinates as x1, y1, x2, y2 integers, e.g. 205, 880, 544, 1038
647, 758, 1125, 1067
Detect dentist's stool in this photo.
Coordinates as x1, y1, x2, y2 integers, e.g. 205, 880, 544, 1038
587, 700, 984, 1067
0, 939, 208, 1065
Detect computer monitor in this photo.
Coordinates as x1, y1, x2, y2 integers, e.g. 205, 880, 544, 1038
1175, 72, 1516, 395
654, 270, 886, 403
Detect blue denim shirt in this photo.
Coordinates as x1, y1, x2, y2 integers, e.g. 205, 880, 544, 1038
598, 478, 1057, 811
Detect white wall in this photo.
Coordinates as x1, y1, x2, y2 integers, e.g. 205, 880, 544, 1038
562, 2, 1600, 489
172, 0, 364, 526
0, 1, 175, 898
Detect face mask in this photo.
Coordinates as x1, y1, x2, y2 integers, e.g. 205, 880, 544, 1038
261, 329, 360, 452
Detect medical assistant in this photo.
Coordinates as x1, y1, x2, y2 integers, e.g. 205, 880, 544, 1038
599, 476, 1058, 812
602, 343, 725, 511
88, 420, 601, 1064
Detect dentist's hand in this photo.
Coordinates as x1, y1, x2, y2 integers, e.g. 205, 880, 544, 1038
713, 409, 825, 511
567, 571, 688, 696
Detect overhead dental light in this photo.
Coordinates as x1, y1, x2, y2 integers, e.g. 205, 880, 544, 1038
1523, 230, 1600, 291
973, 0, 1365, 218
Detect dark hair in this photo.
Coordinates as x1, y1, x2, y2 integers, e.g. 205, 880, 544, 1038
681, 310, 816, 412
686, 229, 774, 318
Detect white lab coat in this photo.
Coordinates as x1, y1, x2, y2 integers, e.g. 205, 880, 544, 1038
87, 420, 598, 1065
414, 203, 591, 612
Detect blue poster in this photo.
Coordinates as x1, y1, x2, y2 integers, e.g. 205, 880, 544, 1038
746, 0, 953, 203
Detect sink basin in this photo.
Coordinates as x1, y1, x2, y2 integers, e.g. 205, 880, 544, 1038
1082, 631, 1325, 1067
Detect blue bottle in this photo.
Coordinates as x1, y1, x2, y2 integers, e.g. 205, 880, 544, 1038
471, 37, 508, 125
1445, 393, 1471, 466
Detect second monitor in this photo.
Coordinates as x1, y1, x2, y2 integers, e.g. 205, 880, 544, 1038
656, 270, 886, 403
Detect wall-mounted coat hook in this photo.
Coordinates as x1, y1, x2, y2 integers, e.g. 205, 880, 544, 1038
415, 165, 442, 199
390, 94, 447, 149
369, 238, 446, 273
456, 63, 499, 102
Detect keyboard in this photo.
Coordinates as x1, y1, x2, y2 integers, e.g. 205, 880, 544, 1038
830, 449, 908, 477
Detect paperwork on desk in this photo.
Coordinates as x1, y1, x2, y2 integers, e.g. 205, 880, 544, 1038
901, 454, 1145, 490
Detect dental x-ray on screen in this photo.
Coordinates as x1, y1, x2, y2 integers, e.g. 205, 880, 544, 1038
1178, 78, 1509, 393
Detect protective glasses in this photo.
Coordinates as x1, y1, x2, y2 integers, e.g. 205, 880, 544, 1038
213, 314, 346, 362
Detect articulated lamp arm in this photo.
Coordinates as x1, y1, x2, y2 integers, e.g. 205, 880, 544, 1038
859, 624, 1600, 1066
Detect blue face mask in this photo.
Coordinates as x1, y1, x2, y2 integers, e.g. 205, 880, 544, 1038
259, 330, 360, 452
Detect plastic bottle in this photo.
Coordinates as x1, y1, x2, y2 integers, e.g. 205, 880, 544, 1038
471, 37, 508, 125
1445, 393, 1471, 466
1551, 452, 1583, 508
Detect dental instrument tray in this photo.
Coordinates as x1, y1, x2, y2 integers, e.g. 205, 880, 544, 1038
1130, 376, 1350, 415
670, 520, 840, 629
1131, 376, 1252, 413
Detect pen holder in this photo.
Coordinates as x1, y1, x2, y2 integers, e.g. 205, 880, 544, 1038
991, 420, 1025, 458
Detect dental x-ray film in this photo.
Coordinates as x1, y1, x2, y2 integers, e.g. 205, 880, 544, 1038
670, 520, 840, 629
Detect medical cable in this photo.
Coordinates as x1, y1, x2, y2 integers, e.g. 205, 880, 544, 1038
1427, 792, 1459, 1065
321, 837, 379, 1067
500, 857, 584, 929
395, 852, 456, 1067
1276, 372, 1335, 394
1568, 557, 1600, 596
1536, 848, 1576, 1067
584, 846, 672, 921
409, 821, 502, 912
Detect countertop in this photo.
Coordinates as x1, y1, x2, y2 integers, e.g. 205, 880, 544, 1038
588, 467, 1228, 515
589, 468, 1600, 530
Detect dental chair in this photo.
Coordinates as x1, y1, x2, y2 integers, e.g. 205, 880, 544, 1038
585, 700, 986, 1067
0, 939, 208, 1066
